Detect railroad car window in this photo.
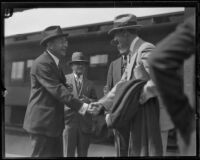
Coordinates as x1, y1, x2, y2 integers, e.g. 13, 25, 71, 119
25, 59, 34, 83
90, 54, 108, 67
88, 54, 108, 81
11, 61, 24, 80
27, 59, 34, 68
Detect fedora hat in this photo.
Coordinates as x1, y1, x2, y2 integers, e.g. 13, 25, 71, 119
40, 25, 69, 46
108, 14, 142, 36
69, 52, 89, 65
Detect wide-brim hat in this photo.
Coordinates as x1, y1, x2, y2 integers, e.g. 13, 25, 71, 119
108, 14, 142, 36
69, 52, 89, 65
40, 25, 69, 46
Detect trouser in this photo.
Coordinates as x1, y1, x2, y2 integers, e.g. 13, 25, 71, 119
113, 125, 130, 157
63, 125, 90, 157
161, 130, 169, 156
30, 133, 63, 157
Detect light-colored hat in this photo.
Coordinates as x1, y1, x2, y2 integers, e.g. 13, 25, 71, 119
108, 14, 142, 36
40, 25, 68, 46
69, 52, 89, 65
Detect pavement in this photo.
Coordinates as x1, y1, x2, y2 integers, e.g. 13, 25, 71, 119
4, 131, 116, 158
3, 128, 187, 158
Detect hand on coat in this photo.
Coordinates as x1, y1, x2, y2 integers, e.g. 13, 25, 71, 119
139, 81, 157, 104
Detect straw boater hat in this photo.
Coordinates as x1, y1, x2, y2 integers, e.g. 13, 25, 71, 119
69, 52, 89, 65
40, 25, 69, 46
108, 14, 142, 36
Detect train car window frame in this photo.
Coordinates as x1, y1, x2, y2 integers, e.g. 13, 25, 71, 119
25, 59, 34, 83
10, 61, 25, 82
87, 54, 109, 82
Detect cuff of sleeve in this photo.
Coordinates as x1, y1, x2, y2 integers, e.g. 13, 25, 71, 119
78, 103, 89, 115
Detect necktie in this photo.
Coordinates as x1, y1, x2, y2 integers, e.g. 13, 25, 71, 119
121, 53, 131, 81
122, 55, 127, 75
76, 76, 82, 93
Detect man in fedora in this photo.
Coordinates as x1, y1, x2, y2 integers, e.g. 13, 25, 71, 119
102, 14, 140, 156
89, 14, 163, 156
63, 51, 97, 157
23, 26, 96, 157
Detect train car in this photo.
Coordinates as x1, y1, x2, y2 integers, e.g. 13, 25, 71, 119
4, 9, 195, 148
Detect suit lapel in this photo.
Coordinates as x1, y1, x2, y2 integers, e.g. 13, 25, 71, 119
114, 57, 122, 80
44, 51, 57, 66
79, 77, 87, 97
45, 51, 66, 83
119, 57, 123, 78
71, 74, 79, 98
44, 51, 59, 73
127, 38, 145, 80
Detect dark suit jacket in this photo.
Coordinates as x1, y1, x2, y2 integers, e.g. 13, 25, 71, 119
106, 57, 123, 91
64, 73, 97, 134
23, 51, 83, 137
149, 15, 196, 145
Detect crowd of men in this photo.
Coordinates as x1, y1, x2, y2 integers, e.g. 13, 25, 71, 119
22, 13, 196, 157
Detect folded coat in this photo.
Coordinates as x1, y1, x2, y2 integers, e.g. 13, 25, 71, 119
106, 79, 146, 128
106, 79, 163, 156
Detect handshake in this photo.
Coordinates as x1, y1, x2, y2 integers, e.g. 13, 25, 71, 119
86, 102, 105, 116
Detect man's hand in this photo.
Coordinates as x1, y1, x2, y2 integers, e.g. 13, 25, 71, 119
87, 102, 104, 116
139, 81, 157, 104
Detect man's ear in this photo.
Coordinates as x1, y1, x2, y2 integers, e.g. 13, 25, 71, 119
46, 41, 52, 49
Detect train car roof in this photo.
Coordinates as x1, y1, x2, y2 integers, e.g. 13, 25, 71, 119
5, 11, 184, 45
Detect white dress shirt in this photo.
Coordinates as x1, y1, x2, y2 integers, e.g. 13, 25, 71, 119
73, 73, 83, 85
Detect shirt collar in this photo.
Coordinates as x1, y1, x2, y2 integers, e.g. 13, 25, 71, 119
47, 50, 59, 66
73, 73, 83, 81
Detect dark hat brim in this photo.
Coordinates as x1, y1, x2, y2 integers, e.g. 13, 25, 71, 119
108, 25, 142, 36
69, 60, 89, 65
40, 33, 69, 46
